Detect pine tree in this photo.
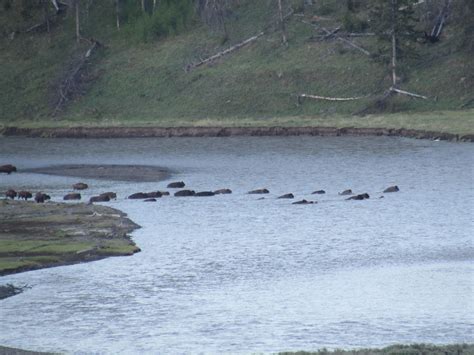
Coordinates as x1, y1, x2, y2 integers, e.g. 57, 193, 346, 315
369, 0, 419, 87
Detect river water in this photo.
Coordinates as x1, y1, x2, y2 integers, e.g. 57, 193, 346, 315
0, 136, 473, 354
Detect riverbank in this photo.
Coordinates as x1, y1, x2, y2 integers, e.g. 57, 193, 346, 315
280, 343, 474, 355
0, 200, 140, 278
1, 111, 473, 142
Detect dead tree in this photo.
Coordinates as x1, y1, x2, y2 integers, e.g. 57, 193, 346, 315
186, 10, 293, 71
53, 39, 102, 116
424, 0, 452, 42
277, 0, 288, 45
298, 0, 427, 111
75, 0, 81, 43
115, 0, 120, 30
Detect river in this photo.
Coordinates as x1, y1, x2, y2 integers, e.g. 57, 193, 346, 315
0, 136, 473, 354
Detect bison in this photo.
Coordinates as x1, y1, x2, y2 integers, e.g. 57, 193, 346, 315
248, 188, 269, 194
167, 181, 185, 188
63, 193, 81, 201
73, 183, 88, 191
18, 191, 33, 200
5, 189, 17, 200
35, 192, 50, 203
0, 165, 17, 174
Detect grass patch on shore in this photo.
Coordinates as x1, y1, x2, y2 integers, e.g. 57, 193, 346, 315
1, 110, 472, 135
0, 200, 140, 276
280, 343, 474, 355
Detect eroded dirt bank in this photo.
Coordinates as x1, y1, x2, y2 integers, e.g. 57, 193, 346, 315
1, 126, 473, 141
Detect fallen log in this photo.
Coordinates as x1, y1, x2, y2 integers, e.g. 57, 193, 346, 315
298, 93, 370, 102
186, 11, 293, 72
300, 19, 371, 56
390, 87, 428, 99
185, 32, 265, 72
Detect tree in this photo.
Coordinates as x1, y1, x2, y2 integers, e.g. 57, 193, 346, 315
370, 0, 419, 87
75, 0, 80, 42
196, 0, 230, 40
277, 0, 287, 45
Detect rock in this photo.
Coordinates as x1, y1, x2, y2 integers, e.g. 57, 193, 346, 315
383, 185, 399, 193
379, 196, 385, 199
248, 188, 269, 194
63, 193, 81, 201
35, 192, 50, 203
73, 182, 89, 190
214, 189, 232, 195
167, 181, 185, 188
18, 191, 33, 200
5, 189, 17, 200
195, 191, 215, 197
339, 189, 353, 196
174, 190, 195, 197
346, 193, 370, 201
278, 193, 294, 199
0, 165, 17, 174
144, 198, 157, 202
89, 195, 110, 203
257, 197, 265, 200
292, 199, 315, 205
100, 192, 117, 200
312, 190, 326, 195
128, 192, 148, 199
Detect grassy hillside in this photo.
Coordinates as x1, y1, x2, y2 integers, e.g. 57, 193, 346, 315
0, 0, 473, 129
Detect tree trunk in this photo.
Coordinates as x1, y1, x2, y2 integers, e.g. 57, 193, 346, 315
43, 0, 50, 33
75, 0, 80, 43
141, 0, 146, 12
277, 0, 288, 45
116, 0, 120, 30
391, 0, 397, 87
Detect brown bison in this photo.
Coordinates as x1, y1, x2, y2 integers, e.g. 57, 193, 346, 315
18, 191, 33, 200
100, 192, 117, 200
167, 181, 185, 188
73, 183, 89, 191
292, 199, 315, 205
89, 195, 110, 203
248, 188, 269, 194
35, 192, 51, 203
383, 186, 400, 193
64, 193, 81, 201
346, 193, 370, 201
0, 165, 17, 174
174, 190, 195, 197
278, 193, 294, 199
195, 191, 215, 197
214, 189, 232, 195
5, 189, 17, 200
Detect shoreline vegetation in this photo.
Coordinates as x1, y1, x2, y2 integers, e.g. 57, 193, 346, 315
1, 111, 473, 142
280, 343, 474, 355
0, 200, 141, 278
0, 344, 472, 355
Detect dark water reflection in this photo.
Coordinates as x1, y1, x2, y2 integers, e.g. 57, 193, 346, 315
0, 136, 473, 354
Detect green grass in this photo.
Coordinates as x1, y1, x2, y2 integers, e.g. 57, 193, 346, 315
0, 1, 473, 129
280, 343, 474, 355
1, 109, 472, 135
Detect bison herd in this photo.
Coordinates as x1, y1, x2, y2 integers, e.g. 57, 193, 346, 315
2, 164, 400, 205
